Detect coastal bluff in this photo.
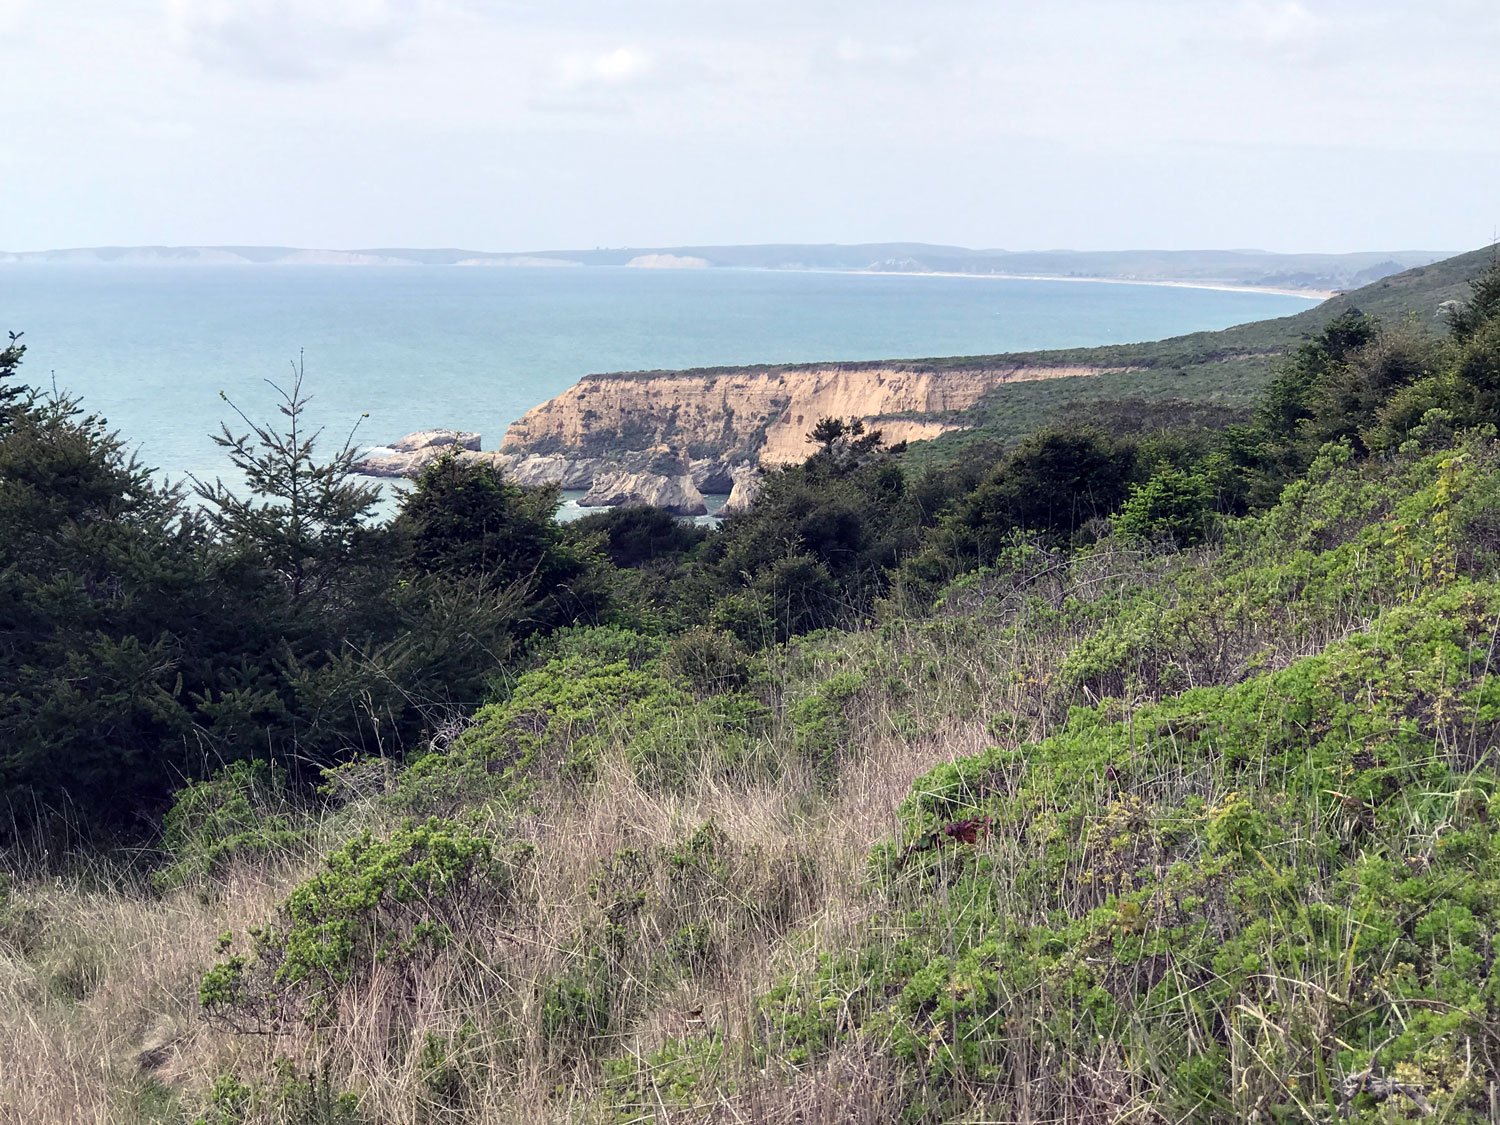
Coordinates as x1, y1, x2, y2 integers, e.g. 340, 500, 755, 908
357, 359, 1137, 513
498, 359, 1133, 480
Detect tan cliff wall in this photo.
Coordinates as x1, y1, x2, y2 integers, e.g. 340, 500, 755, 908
501, 362, 1135, 470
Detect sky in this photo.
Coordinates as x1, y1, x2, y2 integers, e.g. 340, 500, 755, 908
1, 0, 1497, 254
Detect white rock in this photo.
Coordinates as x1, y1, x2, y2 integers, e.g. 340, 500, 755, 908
390, 429, 480, 453
581, 471, 708, 516
719, 465, 763, 515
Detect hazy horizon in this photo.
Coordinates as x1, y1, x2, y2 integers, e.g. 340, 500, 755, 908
0, 240, 1464, 256
3, 1, 1497, 256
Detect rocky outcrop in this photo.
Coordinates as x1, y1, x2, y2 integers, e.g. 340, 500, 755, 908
500, 361, 1135, 476
391, 430, 480, 453
689, 458, 737, 495
719, 465, 763, 515
354, 430, 482, 477
581, 472, 708, 516
366, 355, 1137, 508
578, 449, 710, 515
491, 452, 598, 489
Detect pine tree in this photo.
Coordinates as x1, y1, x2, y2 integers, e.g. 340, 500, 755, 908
195, 353, 380, 606
0, 331, 28, 427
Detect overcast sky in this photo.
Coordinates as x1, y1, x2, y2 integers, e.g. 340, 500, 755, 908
2, 0, 1496, 254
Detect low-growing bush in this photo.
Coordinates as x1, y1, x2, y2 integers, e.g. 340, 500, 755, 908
200, 818, 530, 1028
155, 760, 306, 891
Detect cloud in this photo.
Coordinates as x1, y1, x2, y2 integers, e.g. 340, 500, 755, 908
0, 0, 31, 33
831, 37, 918, 67
164, 0, 423, 81
1235, 0, 1327, 58
528, 44, 662, 116
556, 45, 655, 90
120, 116, 197, 142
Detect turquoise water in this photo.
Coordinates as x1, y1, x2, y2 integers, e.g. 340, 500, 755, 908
0, 265, 1313, 487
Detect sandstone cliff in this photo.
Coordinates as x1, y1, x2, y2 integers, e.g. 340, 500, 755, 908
358, 359, 1136, 502
500, 361, 1134, 474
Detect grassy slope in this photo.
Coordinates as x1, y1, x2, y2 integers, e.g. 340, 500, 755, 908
8, 434, 1500, 1122
3, 247, 1499, 1125
923, 242, 1500, 450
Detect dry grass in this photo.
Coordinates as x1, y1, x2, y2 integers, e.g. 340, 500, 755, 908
0, 659, 993, 1123
0, 514, 1412, 1123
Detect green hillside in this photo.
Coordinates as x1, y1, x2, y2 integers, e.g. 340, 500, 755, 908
912, 242, 1500, 452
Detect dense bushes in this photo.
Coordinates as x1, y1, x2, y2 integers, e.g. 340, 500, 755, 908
201, 818, 527, 1028
734, 580, 1500, 1121
0, 360, 604, 840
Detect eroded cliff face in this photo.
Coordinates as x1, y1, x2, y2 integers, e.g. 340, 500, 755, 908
500, 361, 1133, 474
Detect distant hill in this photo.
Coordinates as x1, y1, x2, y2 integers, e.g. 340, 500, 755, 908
0, 242, 1451, 294
909, 241, 1500, 452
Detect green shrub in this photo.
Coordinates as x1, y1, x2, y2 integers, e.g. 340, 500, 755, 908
662, 627, 752, 695
201, 818, 528, 1027
748, 580, 1500, 1120
155, 760, 306, 891
602, 1035, 726, 1122
787, 667, 869, 774
193, 1063, 363, 1125
1112, 465, 1215, 546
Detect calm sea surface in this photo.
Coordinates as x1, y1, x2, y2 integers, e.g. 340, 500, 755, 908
0, 265, 1313, 490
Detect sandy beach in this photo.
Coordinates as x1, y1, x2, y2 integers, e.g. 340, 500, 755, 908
847, 268, 1334, 301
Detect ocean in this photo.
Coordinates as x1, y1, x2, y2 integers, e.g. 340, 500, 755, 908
0, 265, 1315, 495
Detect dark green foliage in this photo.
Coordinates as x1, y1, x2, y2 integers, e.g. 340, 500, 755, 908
805, 416, 891, 469
0, 349, 575, 838
950, 426, 1136, 538
568, 503, 706, 625
196, 360, 382, 608
0, 381, 206, 833
570, 502, 707, 570
685, 421, 965, 643
1443, 254, 1500, 342
898, 427, 1137, 597
394, 452, 607, 637
0, 330, 25, 425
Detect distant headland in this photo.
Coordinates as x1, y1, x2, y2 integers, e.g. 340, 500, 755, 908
0, 242, 1450, 297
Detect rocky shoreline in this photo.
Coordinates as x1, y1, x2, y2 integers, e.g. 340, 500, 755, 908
355, 357, 1139, 517
354, 431, 757, 517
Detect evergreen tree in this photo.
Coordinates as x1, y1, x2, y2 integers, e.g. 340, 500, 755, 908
392, 451, 608, 637
0, 331, 26, 426
195, 354, 380, 607
1444, 251, 1500, 342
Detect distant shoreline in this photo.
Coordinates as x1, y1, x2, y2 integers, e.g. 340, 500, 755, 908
794, 267, 1332, 301
0, 257, 1336, 301
0, 242, 1427, 300
932, 271, 1331, 301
